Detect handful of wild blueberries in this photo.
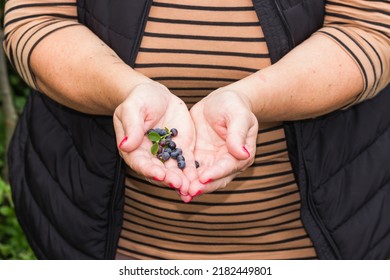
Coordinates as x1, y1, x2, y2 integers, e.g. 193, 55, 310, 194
147, 127, 187, 169
147, 127, 200, 170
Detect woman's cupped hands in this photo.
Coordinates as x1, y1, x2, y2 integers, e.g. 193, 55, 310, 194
114, 82, 258, 203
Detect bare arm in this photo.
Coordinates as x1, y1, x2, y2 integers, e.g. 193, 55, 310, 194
29, 25, 151, 115
226, 0, 389, 121
3, 1, 198, 189
227, 34, 363, 121
3, 0, 151, 115
186, 1, 389, 195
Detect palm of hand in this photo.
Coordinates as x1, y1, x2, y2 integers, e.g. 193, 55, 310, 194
115, 83, 197, 190
182, 93, 258, 198
131, 104, 197, 189
151, 97, 198, 189
116, 84, 257, 202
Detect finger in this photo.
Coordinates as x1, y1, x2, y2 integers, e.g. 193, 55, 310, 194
187, 172, 238, 197
225, 112, 255, 160
162, 158, 195, 194
143, 158, 184, 190
178, 148, 199, 196
159, 122, 198, 195
114, 104, 147, 153
176, 190, 193, 203
194, 154, 244, 193
144, 176, 166, 187
164, 165, 184, 190
124, 148, 166, 181
187, 179, 206, 197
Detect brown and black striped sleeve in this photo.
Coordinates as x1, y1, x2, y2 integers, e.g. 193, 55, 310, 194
318, 0, 390, 106
3, 0, 79, 90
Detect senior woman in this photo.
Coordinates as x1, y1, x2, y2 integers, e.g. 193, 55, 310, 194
3, 0, 390, 259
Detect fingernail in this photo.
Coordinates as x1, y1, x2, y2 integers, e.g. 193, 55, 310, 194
177, 189, 187, 196
169, 183, 177, 189
243, 146, 250, 158
201, 179, 213, 184
184, 196, 193, 204
193, 190, 202, 197
119, 136, 128, 149
175, 190, 188, 196
153, 176, 163, 182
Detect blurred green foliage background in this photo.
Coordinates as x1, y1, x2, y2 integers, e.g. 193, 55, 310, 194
0, 0, 36, 260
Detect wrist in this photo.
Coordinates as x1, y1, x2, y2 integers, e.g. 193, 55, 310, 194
115, 78, 174, 117
221, 72, 267, 118
112, 69, 157, 109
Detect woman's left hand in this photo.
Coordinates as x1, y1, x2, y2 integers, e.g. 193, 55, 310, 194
183, 89, 258, 200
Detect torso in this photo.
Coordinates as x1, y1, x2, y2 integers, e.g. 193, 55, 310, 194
117, 0, 317, 260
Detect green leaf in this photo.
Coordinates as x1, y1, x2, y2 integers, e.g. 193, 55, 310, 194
0, 206, 13, 216
151, 142, 159, 155
164, 127, 170, 134
147, 131, 161, 142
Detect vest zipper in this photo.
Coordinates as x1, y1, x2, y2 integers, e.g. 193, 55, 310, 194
274, 0, 295, 48
129, 0, 153, 66
105, 0, 154, 259
105, 157, 125, 259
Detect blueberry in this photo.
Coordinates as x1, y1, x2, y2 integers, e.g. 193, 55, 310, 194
170, 150, 180, 159
195, 161, 200, 168
146, 128, 156, 135
157, 153, 163, 161
177, 155, 185, 162
178, 160, 186, 169
157, 145, 163, 154
170, 128, 178, 137
164, 147, 172, 154
159, 139, 167, 147
161, 152, 170, 161
156, 128, 167, 136
165, 136, 172, 141
170, 148, 182, 159
167, 141, 176, 150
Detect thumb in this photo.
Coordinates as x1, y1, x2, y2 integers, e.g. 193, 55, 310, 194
225, 112, 253, 160
113, 104, 145, 153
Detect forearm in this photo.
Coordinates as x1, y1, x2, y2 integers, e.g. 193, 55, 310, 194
227, 0, 389, 122
30, 25, 151, 115
227, 34, 363, 121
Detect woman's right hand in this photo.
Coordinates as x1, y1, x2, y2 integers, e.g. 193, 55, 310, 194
113, 82, 198, 193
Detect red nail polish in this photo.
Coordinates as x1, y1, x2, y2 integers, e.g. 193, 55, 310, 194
169, 183, 177, 189
119, 136, 128, 149
201, 179, 213, 184
153, 176, 163, 182
193, 190, 202, 197
243, 146, 250, 158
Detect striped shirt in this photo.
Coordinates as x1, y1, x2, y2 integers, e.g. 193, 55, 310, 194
117, 0, 316, 260
3, 0, 389, 102
3, 0, 389, 259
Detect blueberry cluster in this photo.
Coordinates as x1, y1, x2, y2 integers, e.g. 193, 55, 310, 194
147, 127, 187, 169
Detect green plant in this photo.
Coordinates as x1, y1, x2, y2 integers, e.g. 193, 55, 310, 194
0, 178, 35, 260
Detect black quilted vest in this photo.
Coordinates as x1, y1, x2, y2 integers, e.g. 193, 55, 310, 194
8, 0, 390, 259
